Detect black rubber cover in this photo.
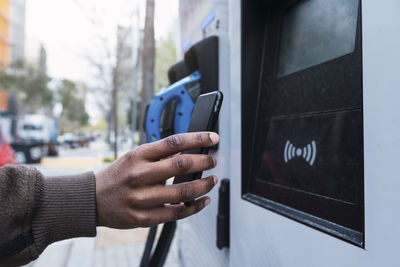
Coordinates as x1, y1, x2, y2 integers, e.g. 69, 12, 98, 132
184, 36, 219, 94
217, 179, 230, 249
168, 61, 189, 84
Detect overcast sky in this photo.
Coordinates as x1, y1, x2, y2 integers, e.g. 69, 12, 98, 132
26, 0, 179, 81
25, 0, 179, 122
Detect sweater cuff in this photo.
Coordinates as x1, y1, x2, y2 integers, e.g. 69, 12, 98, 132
32, 171, 97, 255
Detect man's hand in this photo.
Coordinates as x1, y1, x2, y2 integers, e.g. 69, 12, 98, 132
95, 132, 219, 229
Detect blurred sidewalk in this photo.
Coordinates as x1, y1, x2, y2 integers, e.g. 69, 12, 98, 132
24, 228, 180, 267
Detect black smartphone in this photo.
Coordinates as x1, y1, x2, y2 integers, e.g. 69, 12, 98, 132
173, 91, 223, 186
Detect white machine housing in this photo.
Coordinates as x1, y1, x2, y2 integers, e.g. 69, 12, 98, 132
176, 0, 400, 266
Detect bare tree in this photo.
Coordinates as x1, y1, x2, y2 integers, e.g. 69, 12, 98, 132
111, 26, 135, 158
72, 0, 138, 158
139, 0, 155, 144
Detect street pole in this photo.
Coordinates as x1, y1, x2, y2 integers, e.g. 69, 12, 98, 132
131, 74, 138, 147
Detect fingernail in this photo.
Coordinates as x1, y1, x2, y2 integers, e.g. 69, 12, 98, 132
213, 157, 217, 167
209, 133, 219, 143
204, 198, 211, 207
213, 176, 218, 185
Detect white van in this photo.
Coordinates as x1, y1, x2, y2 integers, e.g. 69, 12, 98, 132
17, 115, 59, 156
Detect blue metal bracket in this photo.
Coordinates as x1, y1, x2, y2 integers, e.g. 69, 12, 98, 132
145, 71, 201, 143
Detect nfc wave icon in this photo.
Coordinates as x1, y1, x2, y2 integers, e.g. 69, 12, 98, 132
284, 140, 317, 166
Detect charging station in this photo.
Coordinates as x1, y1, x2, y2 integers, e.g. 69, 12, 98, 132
142, 0, 400, 266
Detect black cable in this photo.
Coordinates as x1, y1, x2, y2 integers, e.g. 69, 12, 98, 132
139, 225, 158, 267
148, 221, 177, 267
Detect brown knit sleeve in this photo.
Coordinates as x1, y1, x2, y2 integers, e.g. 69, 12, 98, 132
0, 165, 97, 267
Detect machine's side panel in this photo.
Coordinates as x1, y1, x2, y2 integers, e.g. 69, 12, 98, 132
362, 0, 400, 262
177, 1, 230, 267
230, 0, 400, 266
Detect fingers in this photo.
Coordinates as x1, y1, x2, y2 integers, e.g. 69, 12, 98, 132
140, 132, 219, 160
135, 196, 210, 227
129, 176, 217, 207
141, 154, 216, 184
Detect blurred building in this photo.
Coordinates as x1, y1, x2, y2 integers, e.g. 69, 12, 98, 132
117, 25, 134, 87
118, 20, 143, 134
24, 36, 46, 74
0, 0, 10, 68
117, 25, 134, 130
0, 0, 26, 68
74, 81, 87, 102
24, 35, 40, 64
9, 0, 25, 64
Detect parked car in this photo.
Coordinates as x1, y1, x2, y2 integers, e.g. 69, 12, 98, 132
11, 140, 43, 164
0, 118, 42, 164
78, 134, 90, 148
62, 133, 79, 148
0, 124, 17, 166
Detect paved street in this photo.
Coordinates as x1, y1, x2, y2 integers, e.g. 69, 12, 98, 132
23, 142, 180, 267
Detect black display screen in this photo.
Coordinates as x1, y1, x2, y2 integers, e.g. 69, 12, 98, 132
242, 0, 364, 246
278, 0, 359, 77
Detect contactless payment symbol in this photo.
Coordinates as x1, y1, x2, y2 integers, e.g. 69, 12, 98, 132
284, 140, 317, 166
